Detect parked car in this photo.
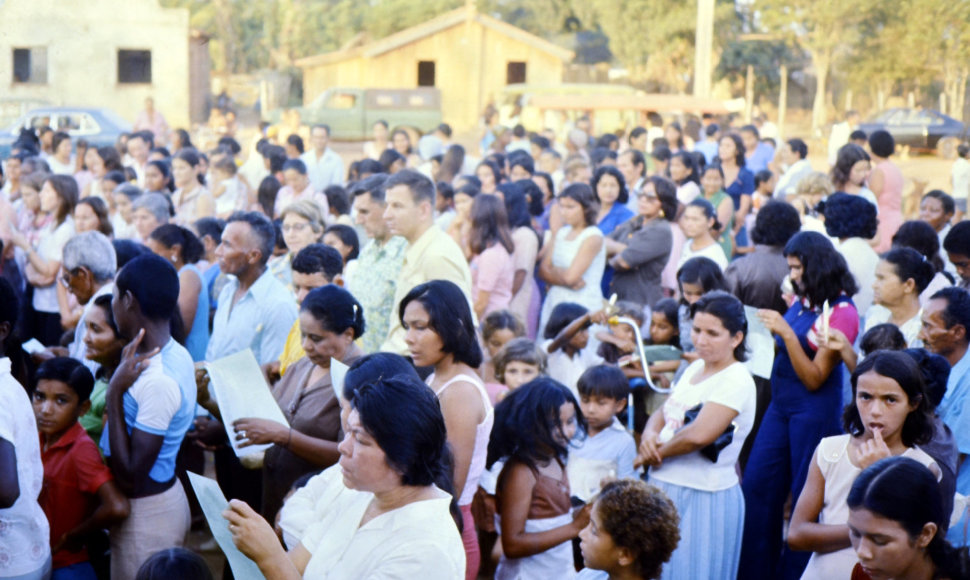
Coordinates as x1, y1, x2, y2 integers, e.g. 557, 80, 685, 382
268, 88, 442, 140
856, 108, 968, 159
0, 107, 132, 158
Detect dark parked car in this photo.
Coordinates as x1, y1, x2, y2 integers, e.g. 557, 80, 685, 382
856, 108, 968, 159
0, 107, 132, 158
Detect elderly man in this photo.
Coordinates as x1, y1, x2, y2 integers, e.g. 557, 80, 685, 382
347, 174, 407, 354
381, 170, 472, 354
197, 211, 298, 512
206, 211, 297, 366
919, 287, 970, 545
42, 232, 116, 369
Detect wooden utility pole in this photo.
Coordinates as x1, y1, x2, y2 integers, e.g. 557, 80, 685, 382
778, 64, 788, 141
744, 65, 754, 122
693, 0, 715, 97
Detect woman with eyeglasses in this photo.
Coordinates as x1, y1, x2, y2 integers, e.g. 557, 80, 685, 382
605, 176, 678, 307
268, 200, 325, 289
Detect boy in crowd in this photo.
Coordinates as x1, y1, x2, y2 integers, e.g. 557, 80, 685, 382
571, 365, 638, 487
32, 357, 129, 578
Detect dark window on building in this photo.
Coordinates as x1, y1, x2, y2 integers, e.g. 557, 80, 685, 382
12, 48, 47, 84
417, 61, 435, 87
118, 50, 152, 84
507, 61, 526, 84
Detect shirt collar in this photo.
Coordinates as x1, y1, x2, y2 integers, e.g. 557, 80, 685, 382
43, 421, 87, 452
405, 224, 441, 263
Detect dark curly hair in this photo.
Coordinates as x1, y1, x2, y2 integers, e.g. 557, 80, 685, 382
592, 479, 681, 580
751, 201, 800, 247
822, 192, 878, 240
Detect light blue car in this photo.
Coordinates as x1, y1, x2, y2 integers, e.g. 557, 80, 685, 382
0, 107, 133, 158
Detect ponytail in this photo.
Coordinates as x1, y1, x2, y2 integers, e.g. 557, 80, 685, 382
929, 535, 970, 579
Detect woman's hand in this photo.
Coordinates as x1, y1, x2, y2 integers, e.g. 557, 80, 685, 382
108, 329, 158, 401
856, 428, 891, 470
5, 220, 28, 250
819, 326, 849, 351
757, 309, 794, 341
233, 418, 288, 448
570, 503, 592, 535
224, 499, 286, 565
635, 431, 663, 468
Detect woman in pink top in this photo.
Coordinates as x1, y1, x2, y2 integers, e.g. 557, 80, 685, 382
469, 194, 516, 321
868, 130, 904, 253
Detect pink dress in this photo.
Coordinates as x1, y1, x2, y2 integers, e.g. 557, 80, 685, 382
471, 243, 515, 319
873, 159, 904, 253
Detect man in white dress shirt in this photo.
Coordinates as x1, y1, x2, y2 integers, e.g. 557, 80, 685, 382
300, 124, 344, 191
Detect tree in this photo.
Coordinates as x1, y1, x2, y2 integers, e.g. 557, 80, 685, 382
757, 0, 879, 130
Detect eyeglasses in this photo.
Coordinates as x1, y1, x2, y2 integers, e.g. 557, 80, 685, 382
637, 192, 658, 200
282, 223, 310, 233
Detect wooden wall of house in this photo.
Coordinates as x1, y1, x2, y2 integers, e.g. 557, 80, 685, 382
302, 19, 564, 130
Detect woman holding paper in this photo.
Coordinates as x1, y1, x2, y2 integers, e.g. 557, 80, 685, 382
224, 373, 465, 579
231, 284, 364, 522
739, 231, 860, 580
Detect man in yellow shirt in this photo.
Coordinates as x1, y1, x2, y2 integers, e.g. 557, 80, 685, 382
380, 170, 473, 354
266, 243, 345, 381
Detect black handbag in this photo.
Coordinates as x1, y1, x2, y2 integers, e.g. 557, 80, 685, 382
682, 404, 735, 463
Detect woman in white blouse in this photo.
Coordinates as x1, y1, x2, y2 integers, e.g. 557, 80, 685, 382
9, 175, 77, 345
225, 354, 466, 580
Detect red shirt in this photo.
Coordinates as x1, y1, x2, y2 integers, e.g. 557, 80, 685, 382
39, 421, 113, 569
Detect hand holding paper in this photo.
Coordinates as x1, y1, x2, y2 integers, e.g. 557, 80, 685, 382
206, 349, 289, 458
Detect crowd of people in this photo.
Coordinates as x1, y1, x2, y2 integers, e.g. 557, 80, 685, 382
3, 103, 970, 580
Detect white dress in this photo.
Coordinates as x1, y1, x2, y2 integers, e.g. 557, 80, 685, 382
800, 435, 938, 579
538, 225, 605, 336
0, 358, 50, 576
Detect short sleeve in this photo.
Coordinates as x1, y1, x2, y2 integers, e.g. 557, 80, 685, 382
364, 541, 464, 580
619, 223, 672, 268
72, 436, 113, 494
133, 376, 181, 435
614, 433, 638, 479
808, 301, 860, 350
705, 363, 755, 414
476, 247, 508, 294
511, 229, 538, 271
0, 390, 14, 442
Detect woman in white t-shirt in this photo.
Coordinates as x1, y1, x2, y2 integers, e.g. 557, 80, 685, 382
636, 291, 755, 580
0, 279, 51, 579
9, 175, 77, 346
226, 367, 465, 580
865, 248, 935, 347
677, 198, 728, 272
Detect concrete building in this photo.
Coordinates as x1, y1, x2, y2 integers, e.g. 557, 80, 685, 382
0, 0, 208, 127
295, 5, 573, 131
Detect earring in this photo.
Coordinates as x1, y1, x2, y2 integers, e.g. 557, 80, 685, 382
171, 254, 178, 262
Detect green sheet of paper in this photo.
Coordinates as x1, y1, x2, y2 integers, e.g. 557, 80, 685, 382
187, 472, 265, 580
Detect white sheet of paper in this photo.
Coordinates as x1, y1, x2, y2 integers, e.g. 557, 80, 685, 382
744, 306, 774, 380
567, 457, 617, 503
187, 473, 264, 580
22, 338, 45, 355
206, 349, 289, 458
331, 358, 348, 407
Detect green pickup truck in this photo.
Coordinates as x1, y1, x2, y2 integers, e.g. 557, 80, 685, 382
272, 88, 442, 140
